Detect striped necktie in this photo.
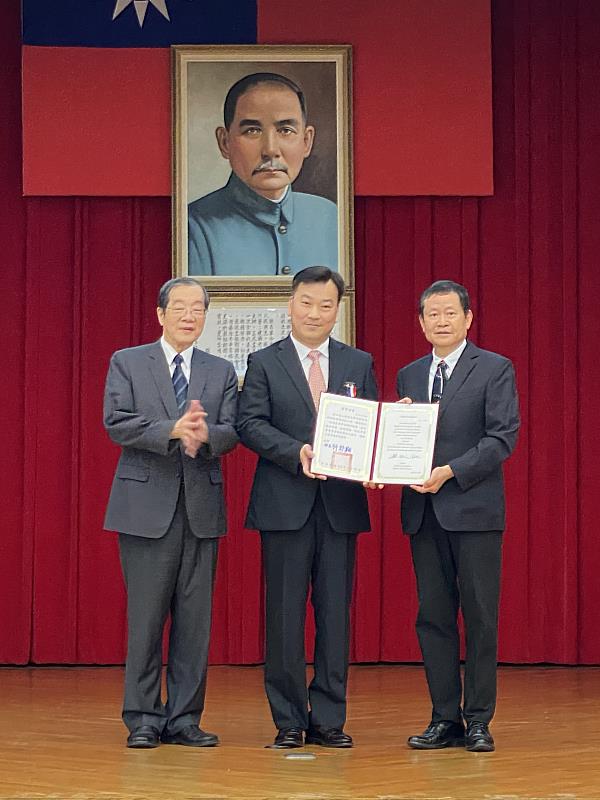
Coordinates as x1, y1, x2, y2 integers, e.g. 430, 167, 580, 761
431, 360, 448, 403
172, 353, 188, 414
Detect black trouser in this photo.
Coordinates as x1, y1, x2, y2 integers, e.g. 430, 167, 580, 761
410, 498, 502, 724
261, 494, 357, 731
119, 488, 218, 733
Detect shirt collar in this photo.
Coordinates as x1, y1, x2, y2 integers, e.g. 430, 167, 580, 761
290, 333, 330, 362
265, 185, 290, 204
431, 339, 467, 373
160, 337, 195, 371
224, 171, 295, 226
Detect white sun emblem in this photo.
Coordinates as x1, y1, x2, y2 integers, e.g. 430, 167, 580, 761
113, 0, 170, 28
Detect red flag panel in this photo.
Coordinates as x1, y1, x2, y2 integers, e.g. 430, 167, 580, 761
22, 47, 171, 196
22, 1, 491, 196
258, 0, 493, 196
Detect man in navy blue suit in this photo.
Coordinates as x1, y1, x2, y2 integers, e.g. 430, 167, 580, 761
397, 280, 520, 753
237, 266, 377, 749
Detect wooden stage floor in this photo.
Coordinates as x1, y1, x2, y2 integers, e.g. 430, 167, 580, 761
1, 664, 599, 800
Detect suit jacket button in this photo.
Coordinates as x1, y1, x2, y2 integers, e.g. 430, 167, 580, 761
281, 265, 291, 275
278, 223, 288, 234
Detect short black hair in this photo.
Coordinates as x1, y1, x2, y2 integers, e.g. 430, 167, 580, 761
223, 72, 307, 130
157, 277, 210, 311
419, 280, 470, 316
292, 266, 345, 302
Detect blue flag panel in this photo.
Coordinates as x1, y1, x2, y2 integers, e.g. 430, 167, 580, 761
22, 0, 257, 47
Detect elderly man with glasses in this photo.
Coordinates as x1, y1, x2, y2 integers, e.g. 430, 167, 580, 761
103, 276, 238, 749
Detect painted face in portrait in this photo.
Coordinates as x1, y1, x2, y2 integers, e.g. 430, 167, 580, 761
289, 279, 339, 348
216, 82, 315, 201
419, 292, 473, 357
157, 284, 207, 352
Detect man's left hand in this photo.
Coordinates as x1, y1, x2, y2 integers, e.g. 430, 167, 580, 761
410, 465, 453, 494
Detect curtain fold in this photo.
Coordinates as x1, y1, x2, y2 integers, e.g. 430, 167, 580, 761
2, 0, 599, 664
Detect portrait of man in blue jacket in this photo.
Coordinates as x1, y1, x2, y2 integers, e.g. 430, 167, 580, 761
188, 72, 338, 277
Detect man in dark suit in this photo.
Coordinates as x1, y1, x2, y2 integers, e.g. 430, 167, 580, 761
237, 266, 378, 749
397, 280, 519, 753
104, 277, 238, 749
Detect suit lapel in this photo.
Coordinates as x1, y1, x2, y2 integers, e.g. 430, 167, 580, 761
188, 347, 209, 403
438, 342, 478, 420
276, 336, 315, 417
148, 340, 179, 417
415, 355, 433, 403
327, 338, 352, 395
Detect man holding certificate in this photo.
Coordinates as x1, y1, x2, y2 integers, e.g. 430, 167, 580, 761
237, 266, 378, 750
397, 280, 520, 754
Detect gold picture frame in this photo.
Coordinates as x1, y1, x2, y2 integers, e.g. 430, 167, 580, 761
173, 45, 353, 291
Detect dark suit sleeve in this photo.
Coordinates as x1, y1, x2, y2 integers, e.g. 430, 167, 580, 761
103, 351, 174, 455
201, 362, 239, 459
396, 370, 405, 400
449, 359, 520, 491
364, 356, 379, 401
237, 353, 305, 475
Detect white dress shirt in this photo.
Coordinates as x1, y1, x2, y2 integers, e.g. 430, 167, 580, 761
427, 339, 468, 399
160, 337, 194, 382
290, 334, 330, 388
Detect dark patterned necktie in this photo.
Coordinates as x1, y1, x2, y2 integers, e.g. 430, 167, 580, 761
172, 353, 188, 414
431, 360, 448, 403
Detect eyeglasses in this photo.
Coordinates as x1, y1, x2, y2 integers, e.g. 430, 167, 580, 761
165, 305, 206, 318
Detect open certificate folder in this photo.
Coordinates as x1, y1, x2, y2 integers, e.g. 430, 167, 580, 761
311, 393, 439, 484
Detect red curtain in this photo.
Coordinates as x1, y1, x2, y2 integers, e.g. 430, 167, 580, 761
2, 0, 599, 665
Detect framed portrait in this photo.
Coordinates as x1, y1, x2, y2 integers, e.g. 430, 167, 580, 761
196, 292, 355, 380
173, 45, 353, 290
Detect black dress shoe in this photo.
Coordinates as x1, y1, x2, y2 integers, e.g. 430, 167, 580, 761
306, 727, 353, 748
465, 721, 495, 752
270, 727, 304, 749
126, 725, 160, 749
407, 720, 465, 750
161, 725, 219, 747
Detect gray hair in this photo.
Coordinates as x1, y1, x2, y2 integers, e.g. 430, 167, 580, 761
157, 277, 210, 311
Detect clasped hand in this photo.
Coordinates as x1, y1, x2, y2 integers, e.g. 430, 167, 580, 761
171, 399, 208, 458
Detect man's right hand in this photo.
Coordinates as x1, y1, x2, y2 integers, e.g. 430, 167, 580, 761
397, 396, 413, 404
300, 444, 327, 480
170, 400, 208, 457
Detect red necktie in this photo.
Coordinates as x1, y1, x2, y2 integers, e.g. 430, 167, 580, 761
307, 350, 326, 410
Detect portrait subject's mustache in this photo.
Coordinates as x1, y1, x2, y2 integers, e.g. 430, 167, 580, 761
253, 159, 288, 175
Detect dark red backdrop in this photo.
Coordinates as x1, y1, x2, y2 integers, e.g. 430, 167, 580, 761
2, 0, 599, 665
